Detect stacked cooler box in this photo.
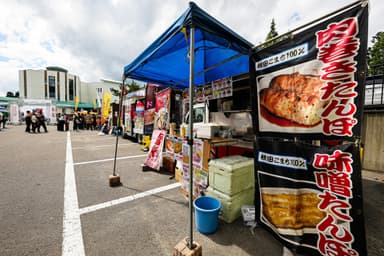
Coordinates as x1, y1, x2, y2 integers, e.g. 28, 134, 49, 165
205, 155, 255, 223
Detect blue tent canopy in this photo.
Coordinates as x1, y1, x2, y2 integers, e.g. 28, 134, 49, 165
123, 2, 254, 88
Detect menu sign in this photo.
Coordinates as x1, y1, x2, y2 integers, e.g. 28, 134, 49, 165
255, 138, 366, 256
251, 2, 368, 139
164, 135, 183, 161
211, 77, 233, 99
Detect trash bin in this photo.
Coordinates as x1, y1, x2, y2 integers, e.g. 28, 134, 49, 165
193, 196, 221, 234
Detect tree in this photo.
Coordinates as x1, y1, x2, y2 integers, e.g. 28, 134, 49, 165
266, 19, 278, 42
261, 18, 284, 48
126, 80, 141, 93
110, 80, 142, 97
5, 91, 19, 98
367, 32, 384, 75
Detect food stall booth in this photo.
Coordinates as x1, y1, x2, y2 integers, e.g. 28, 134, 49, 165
121, 1, 254, 251
117, 1, 369, 255
122, 88, 146, 140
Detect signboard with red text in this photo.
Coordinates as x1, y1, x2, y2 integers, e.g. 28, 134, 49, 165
255, 138, 366, 256
252, 3, 368, 255
251, 2, 368, 140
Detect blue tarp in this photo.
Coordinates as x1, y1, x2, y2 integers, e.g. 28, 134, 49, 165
123, 2, 254, 88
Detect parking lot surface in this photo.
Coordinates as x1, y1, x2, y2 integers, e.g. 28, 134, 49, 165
0, 125, 383, 255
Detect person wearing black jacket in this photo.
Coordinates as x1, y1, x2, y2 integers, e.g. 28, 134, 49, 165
25, 110, 32, 133
38, 110, 48, 133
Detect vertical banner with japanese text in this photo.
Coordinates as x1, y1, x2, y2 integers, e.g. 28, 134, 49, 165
251, 2, 368, 140
256, 138, 366, 256
251, 2, 369, 255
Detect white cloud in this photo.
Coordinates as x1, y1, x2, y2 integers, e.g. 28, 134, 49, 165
0, 0, 383, 96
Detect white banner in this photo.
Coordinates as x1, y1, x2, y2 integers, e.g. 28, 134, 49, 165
9, 104, 19, 124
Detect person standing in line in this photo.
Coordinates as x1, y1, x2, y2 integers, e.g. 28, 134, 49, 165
25, 110, 32, 133
39, 110, 48, 133
63, 114, 69, 131
0, 112, 2, 131
85, 114, 93, 130
79, 113, 85, 130
73, 112, 79, 132
31, 110, 40, 133
1, 111, 7, 129
92, 114, 97, 130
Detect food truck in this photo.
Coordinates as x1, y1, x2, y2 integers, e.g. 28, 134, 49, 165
122, 88, 145, 140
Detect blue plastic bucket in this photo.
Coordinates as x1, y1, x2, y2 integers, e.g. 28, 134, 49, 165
193, 196, 221, 234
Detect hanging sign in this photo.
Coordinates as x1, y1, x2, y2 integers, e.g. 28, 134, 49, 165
251, 2, 368, 140
211, 77, 233, 100
155, 88, 171, 130
255, 137, 366, 256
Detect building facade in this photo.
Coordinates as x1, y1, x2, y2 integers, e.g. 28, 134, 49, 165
17, 66, 121, 124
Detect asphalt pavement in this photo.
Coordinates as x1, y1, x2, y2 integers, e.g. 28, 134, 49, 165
0, 125, 383, 256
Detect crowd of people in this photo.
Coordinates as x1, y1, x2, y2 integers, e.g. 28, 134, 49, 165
56, 112, 102, 132
24, 109, 48, 133
23, 110, 116, 136
72, 112, 102, 131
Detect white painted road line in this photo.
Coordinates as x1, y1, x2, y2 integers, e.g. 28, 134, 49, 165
62, 132, 85, 256
79, 183, 181, 215
73, 154, 148, 166
72, 143, 134, 150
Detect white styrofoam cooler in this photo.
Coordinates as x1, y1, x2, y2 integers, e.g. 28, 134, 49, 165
205, 186, 255, 223
208, 155, 254, 195
195, 123, 228, 139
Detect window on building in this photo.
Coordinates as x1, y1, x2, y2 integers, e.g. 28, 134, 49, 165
49, 76, 56, 99
69, 79, 74, 101
96, 87, 103, 104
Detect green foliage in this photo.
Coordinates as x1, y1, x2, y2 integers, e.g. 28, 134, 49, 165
266, 19, 278, 42
6, 91, 19, 98
127, 80, 141, 93
110, 87, 120, 97
110, 80, 142, 97
260, 18, 285, 49
367, 32, 384, 75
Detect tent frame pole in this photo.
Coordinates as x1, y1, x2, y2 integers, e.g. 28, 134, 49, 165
188, 26, 196, 250
112, 78, 126, 177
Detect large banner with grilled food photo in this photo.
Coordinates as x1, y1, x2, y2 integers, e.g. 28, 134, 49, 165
255, 137, 366, 256
251, 2, 368, 139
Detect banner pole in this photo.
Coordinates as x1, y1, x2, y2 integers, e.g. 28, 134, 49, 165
188, 26, 195, 250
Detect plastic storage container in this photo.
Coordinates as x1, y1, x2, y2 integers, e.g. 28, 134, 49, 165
205, 186, 254, 223
208, 155, 254, 195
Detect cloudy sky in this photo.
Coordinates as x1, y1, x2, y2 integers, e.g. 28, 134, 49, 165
0, 0, 382, 96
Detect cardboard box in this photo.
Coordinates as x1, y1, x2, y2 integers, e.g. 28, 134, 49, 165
162, 156, 175, 173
